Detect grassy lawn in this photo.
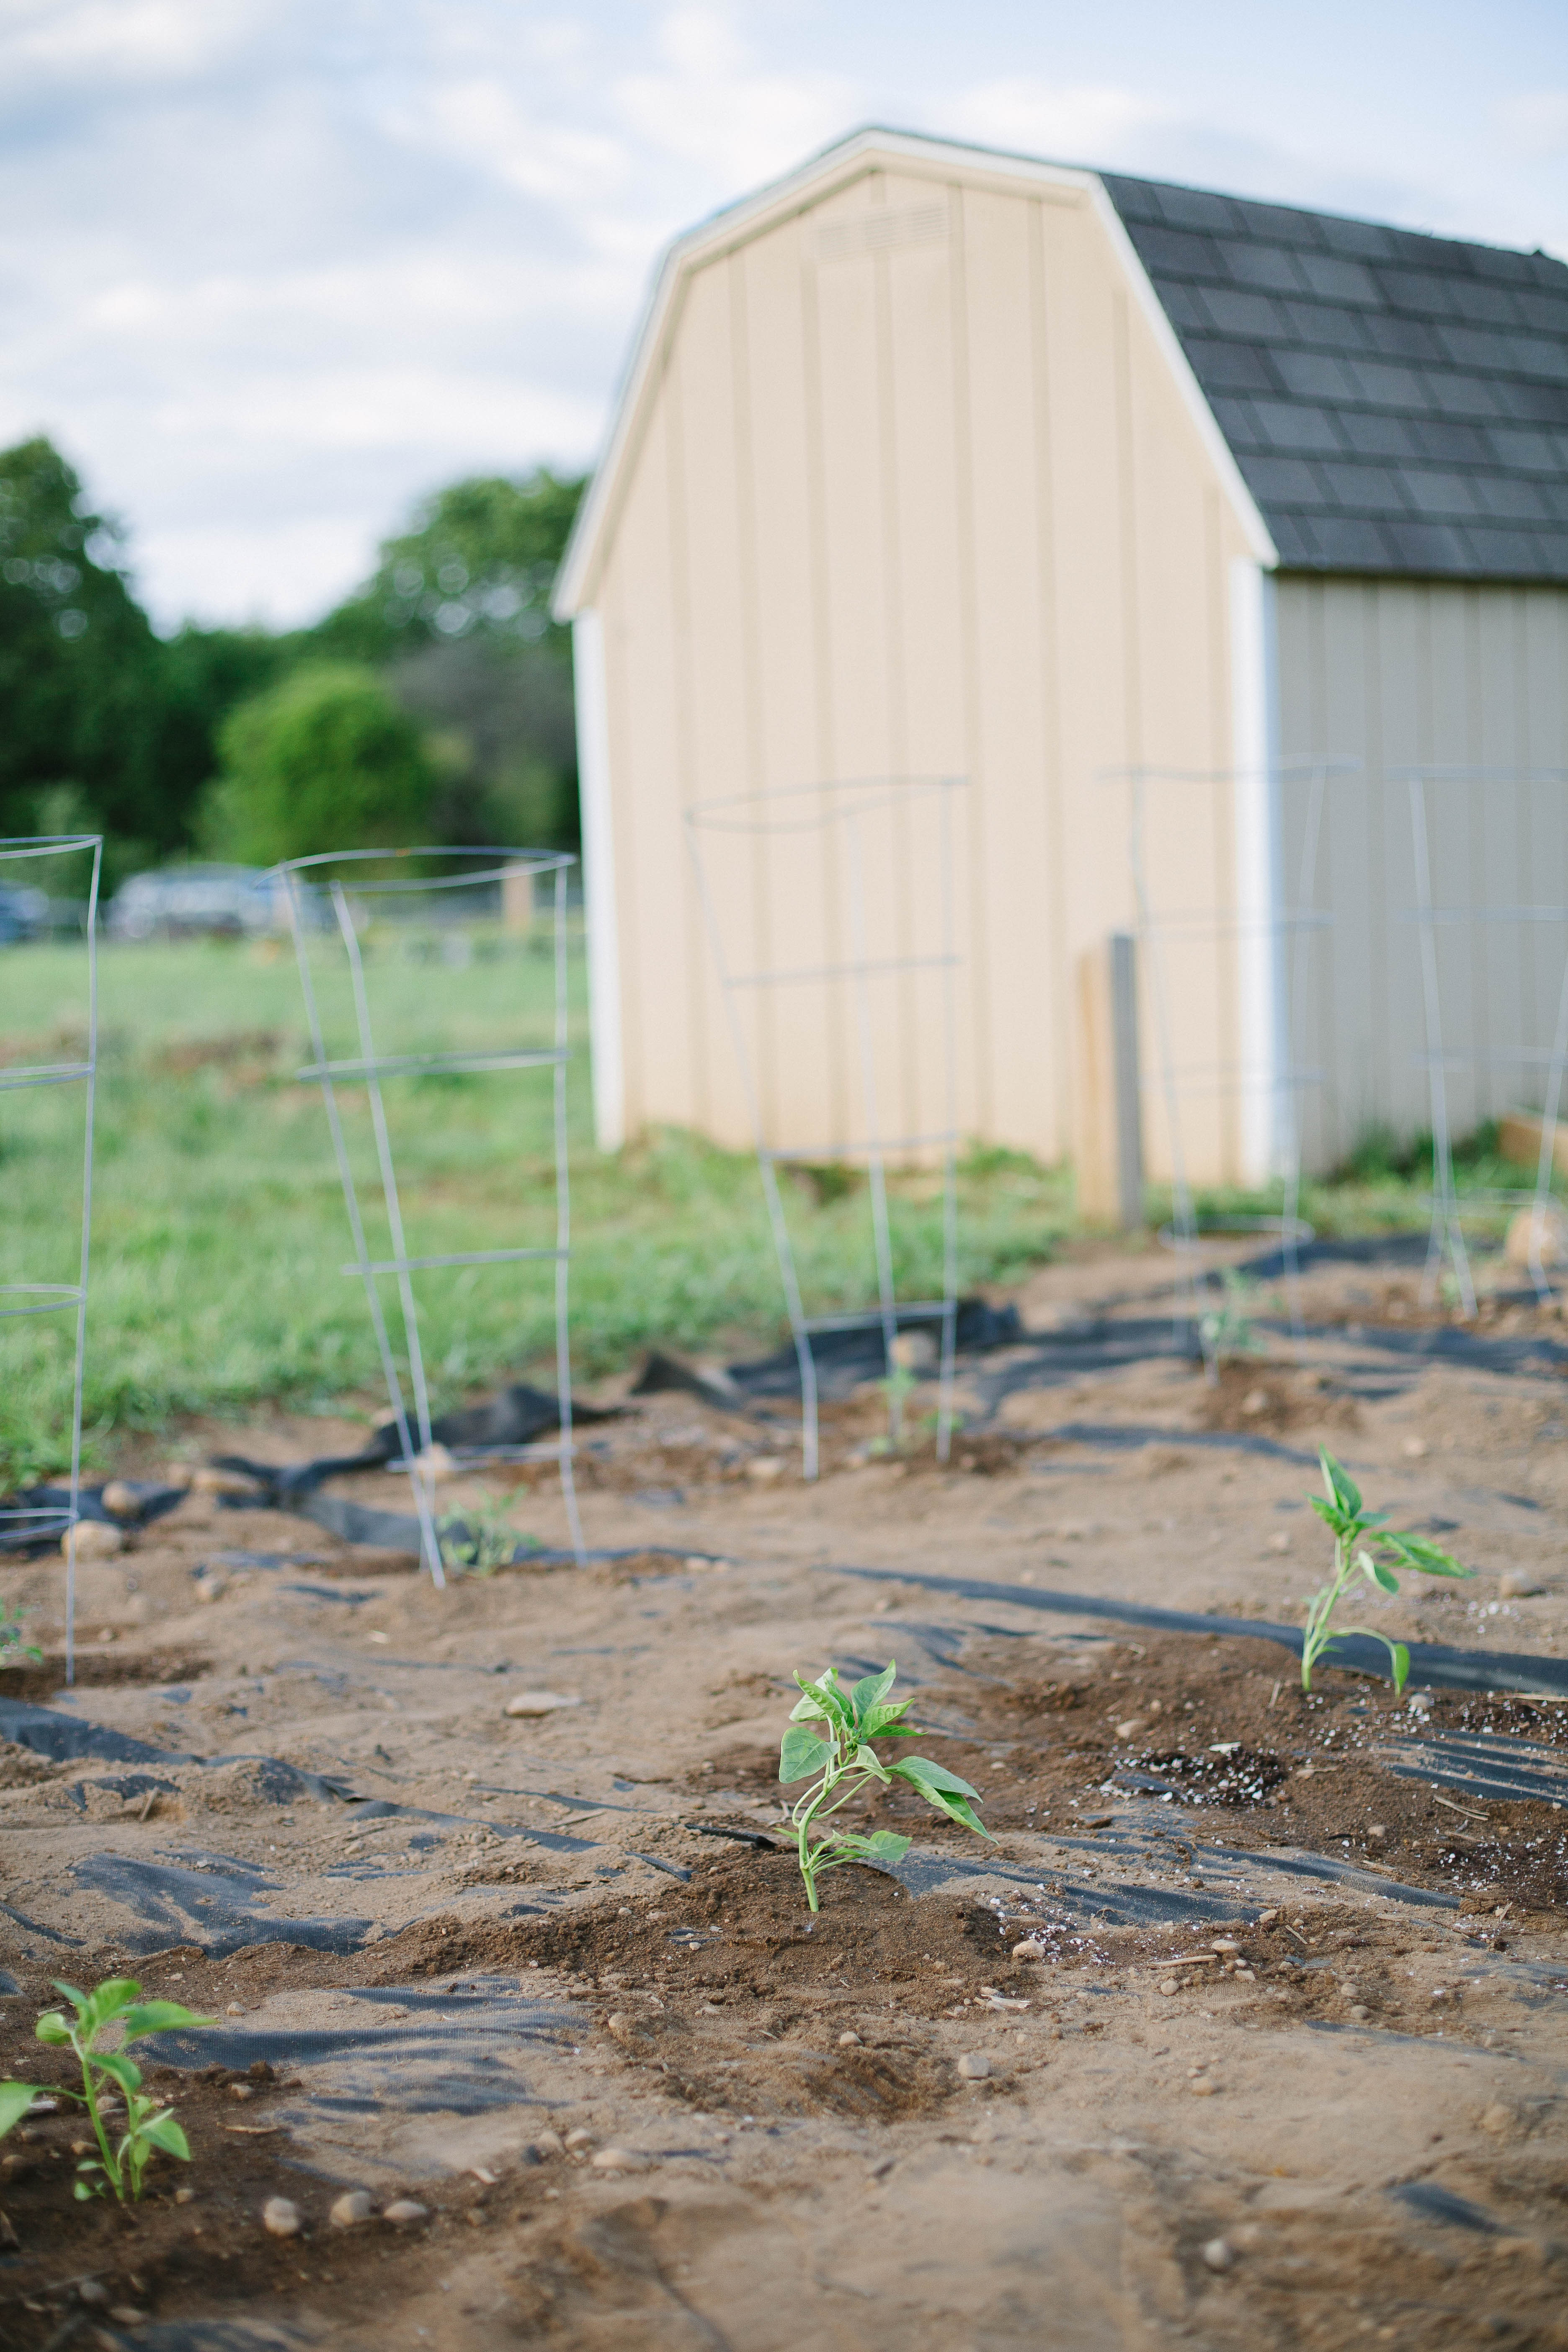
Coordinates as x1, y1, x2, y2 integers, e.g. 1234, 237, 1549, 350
1, 932, 1071, 1483
7, 930, 1542, 1488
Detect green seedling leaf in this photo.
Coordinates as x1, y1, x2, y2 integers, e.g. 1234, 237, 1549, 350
94, 2053, 143, 2095
1382, 1533, 1473, 1579
1320, 1448, 1362, 1522
887, 1755, 984, 1802
1359, 1550, 1401, 1595
34, 2012, 71, 2048
792, 1669, 851, 1732
118, 2002, 215, 2042
850, 1663, 899, 1725
0, 2082, 39, 2138
135, 2110, 190, 2161
860, 1830, 911, 1862
928, 1788, 995, 1839
779, 1723, 828, 1783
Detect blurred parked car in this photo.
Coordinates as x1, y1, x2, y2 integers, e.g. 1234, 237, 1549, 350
0, 883, 50, 944
106, 864, 318, 941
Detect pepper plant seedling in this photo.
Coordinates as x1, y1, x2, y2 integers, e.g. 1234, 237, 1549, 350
438, 1494, 534, 1576
779, 1661, 993, 1911
1301, 1446, 1474, 1694
0, 1977, 213, 2201
0, 1597, 41, 1669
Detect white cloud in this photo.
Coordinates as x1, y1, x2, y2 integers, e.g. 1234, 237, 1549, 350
0, 0, 260, 85
1495, 90, 1568, 161
614, 3, 854, 184
949, 78, 1179, 170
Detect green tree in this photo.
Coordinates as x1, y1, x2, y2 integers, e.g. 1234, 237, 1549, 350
0, 438, 170, 855
198, 664, 437, 865
312, 470, 585, 663
308, 470, 588, 849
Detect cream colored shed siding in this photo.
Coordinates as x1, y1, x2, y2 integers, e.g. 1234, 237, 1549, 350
592, 157, 1259, 1178
1276, 575, 1568, 1169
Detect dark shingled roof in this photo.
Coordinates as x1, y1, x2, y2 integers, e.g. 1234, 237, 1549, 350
1100, 172, 1568, 582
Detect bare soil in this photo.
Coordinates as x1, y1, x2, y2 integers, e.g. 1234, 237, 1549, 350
4, 1239, 1568, 2347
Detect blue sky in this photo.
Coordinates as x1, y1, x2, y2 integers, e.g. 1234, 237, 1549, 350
5, 0, 1567, 629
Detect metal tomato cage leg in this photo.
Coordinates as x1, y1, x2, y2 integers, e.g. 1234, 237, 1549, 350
1400, 766, 1568, 1318
276, 847, 585, 1581
0, 833, 101, 1683
687, 778, 965, 1483
1113, 763, 1348, 1363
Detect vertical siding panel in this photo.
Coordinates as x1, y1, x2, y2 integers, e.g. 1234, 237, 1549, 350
1029, 199, 1070, 1156
956, 183, 1052, 1159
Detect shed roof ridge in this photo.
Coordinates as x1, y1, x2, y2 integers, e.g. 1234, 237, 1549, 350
554, 126, 1568, 610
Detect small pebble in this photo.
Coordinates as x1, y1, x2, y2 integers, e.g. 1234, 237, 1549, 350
262, 2197, 300, 2237
174, 2186, 196, 2205
229, 2082, 253, 2102
77, 2281, 108, 2306
225, 2003, 244, 2016
109, 2311, 148, 2329
330, 2190, 375, 2228
1500, 1573, 1545, 1599
591, 2148, 649, 2174
1202, 2238, 1233, 2272
1190, 2079, 1217, 2097
504, 1690, 582, 1718
838, 2030, 861, 2046
63, 1519, 123, 1560
564, 2127, 596, 2150
384, 2199, 429, 2226
957, 2053, 990, 2081
532, 2130, 565, 2158
1480, 2104, 1512, 2135
1402, 1437, 1428, 1459
1012, 1938, 1046, 1962
1158, 1978, 1180, 1996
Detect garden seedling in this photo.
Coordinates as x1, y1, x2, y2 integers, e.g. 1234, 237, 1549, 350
868, 1359, 919, 1456
0, 1977, 212, 2201
0, 1596, 41, 1669
1301, 1447, 1474, 1694
1199, 1269, 1264, 1371
438, 1494, 533, 1576
779, 1661, 993, 1911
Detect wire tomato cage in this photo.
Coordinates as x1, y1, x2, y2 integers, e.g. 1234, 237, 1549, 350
686, 777, 966, 1481
0, 833, 102, 1680
1395, 766, 1568, 1317
1103, 763, 1355, 1360
275, 846, 585, 1581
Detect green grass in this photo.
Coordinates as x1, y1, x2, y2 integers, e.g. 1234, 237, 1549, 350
1, 933, 1072, 1484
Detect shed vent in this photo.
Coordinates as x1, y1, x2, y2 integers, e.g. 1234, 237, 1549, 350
815, 202, 951, 262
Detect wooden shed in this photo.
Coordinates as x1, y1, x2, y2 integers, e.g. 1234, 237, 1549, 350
554, 128, 1568, 1189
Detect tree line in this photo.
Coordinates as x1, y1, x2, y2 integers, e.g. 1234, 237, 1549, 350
0, 437, 586, 890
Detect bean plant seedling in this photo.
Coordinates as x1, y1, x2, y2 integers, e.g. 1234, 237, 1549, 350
1301, 1446, 1474, 1694
0, 1977, 212, 2201
779, 1661, 993, 1911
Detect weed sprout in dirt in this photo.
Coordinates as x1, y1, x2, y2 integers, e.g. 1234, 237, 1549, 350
1302, 1446, 1473, 1692
0, 1977, 212, 2202
779, 1661, 993, 1911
